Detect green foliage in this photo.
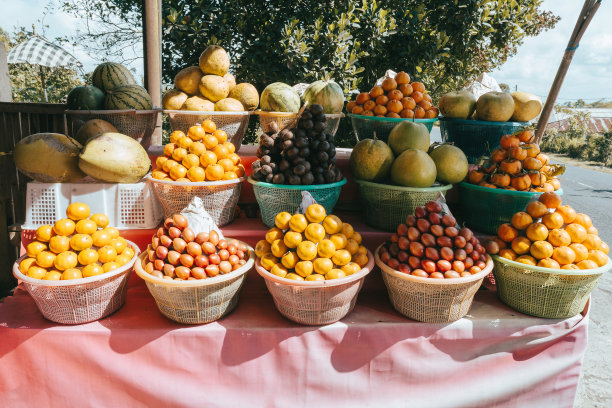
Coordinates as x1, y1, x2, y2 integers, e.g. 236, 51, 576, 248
0, 27, 83, 103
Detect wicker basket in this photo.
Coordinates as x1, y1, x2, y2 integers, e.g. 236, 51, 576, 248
492, 255, 610, 319
375, 245, 493, 323
148, 176, 244, 226
134, 243, 255, 324
163, 110, 251, 152
349, 114, 438, 143
248, 177, 347, 228
66, 109, 159, 148
255, 111, 344, 137
458, 182, 565, 235
12, 241, 140, 324
255, 250, 374, 325
439, 117, 526, 163
354, 179, 452, 232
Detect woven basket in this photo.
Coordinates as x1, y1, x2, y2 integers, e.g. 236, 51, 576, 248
255, 111, 344, 137
255, 250, 374, 325
134, 243, 255, 324
492, 255, 609, 319
349, 114, 438, 143
354, 180, 452, 232
66, 109, 159, 148
148, 176, 244, 226
248, 177, 347, 228
164, 110, 250, 152
458, 183, 565, 235
12, 241, 140, 324
375, 245, 493, 323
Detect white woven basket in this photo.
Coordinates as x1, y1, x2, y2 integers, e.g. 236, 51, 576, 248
147, 175, 244, 226
163, 110, 250, 152
12, 241, 140, 325
375, 245, 493, 323
134, 244, 255, 324
255, 110, 344, 137
255, 250, 374, 325
66, 109, 159, 148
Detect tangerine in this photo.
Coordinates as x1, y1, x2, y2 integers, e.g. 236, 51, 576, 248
281, 251, 299, 269
511, 236, 531, 255
538, 258, 561, 269
289, 214, 308, 233
19, 257, 37, 274
555, 205, 577, 223
295, 260, 314, 277
565, 223, 587, 243
187, 166, 206, 182
265, 227, 284, 244
548, 229, 571, 247
172, 147, 188, 162
305, 204, 326, 223
212, 144, 229, 160
330, 233, 348, 250
552, 246, 576, 265
275, 212, 292, 230
54, 218, 75, 236
169, 130, 185, 144
285, 273, 304, 281
75, 219, 98, 235
306, 274, 325, 282
200, 151, 218, 167
317, 239, 336, 258
352, 252, 369, 267
561, 264, 580, 270
325, 269, 346, 280
511, 212, 533, 230
346, 239, 360, 255
188, 125, 205, 141
54, 251, 78, 270
283, 231, 303, 249
313, 257, 333, 275
574, 213, 593, 229
297, 241, 317, 261
213, 129, 228, 144
583, 234, 602, 251
341, 262, 361, 276
499, 248, 518, 261
576, 260, 598, 270
70, 233, 93, 251
27, 266, 48, 279
332, 249, 351, 266
530, 240, 554, 260
270, 239, 288, 258
163, 143, 177, 157
189, 141, 206, 156
35, 225, 54, 242
205, 164, 224, 181
588, 250, 608, 267
82, 263, 104, 277
92, 230, 113, 247
66, 202, 90, 221
43, 270, 62, 280
78, 248, 99, 265
570, 243, 589, 263
381, 77, 397, 91
162, 159, 179, 173
260, 253, 278, 271
322, 215, 343, 235
255, 240, 271, 258
526, 223, 549, 242
182, 154, 201, 169
497, 223, 519, 243
601, 242, 610, 254
352, 232, 363, 245
102, 262, 120, 272
35, 251, 56, 268
270, 263, 288, 278
48, 235, 69, 254
61, 268, 83, 280
526, 201, 548, 218
178, 136, 193, 150
516, 255, 537, 266
98, 245, 118, 263
202, 119, 217, 133
203, 134, 219, 150
170, 164, 188, 180
539, 192, 562, 209
304, 223, 326, 243
542, 212, 564, 230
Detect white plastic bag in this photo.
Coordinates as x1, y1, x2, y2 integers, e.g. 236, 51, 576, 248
464, 73, 501, 99
296, 191, 318, 214
180, 196, 224, 239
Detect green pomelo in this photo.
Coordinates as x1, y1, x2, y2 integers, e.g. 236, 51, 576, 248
349, 139, 394, 181
388, 121, 430, 155
390, 149, 437, 187
428, 144, 469, 184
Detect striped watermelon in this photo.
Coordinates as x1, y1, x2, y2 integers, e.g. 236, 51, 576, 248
66, 85, 105, 110
92, 62, 136, 92
105, 85, 153, 110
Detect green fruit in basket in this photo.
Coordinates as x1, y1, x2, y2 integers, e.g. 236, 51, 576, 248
302, 80, 344, 114
199, 75, 230, 102
199, 45, 230, 76
438, 90, 477, 119
105, 84, 153, 110
228, 83, 259, 111
510, 91, 542, 122
66, 85, 105, 110
349, 139, 394, 182
215, 97, 244, 112
174, 66, 204, 96
162, 89, 188, 110
79, 132, 151, 183
75, 119, 118, 145
428, 144, 469, 185
92, 62, 136, 92
184, 95, 215, 111
390, 149, 436, 187
388, 121, 430, 155
14, 133, 85, 182
475, 91, 515, 122
260, 82, 301, 113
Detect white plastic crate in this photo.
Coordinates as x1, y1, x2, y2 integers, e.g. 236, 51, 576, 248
23, 180, 163, 230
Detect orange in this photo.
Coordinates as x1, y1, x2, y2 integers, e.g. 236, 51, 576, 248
552, 246, 576, 265
203, 134, 219, 150
345, 239, 360, 255
295, 260, 314, 277
588, 250, 608, 267
565, 223, 587, 243
283, 231, 303, 249
539, 192, 562, 209
285, 273, 304, 281
102, 262, 120, 273
188, 125, 205, 141
576, 260, 598, 270
123, 247, 135, 261
526, 223, 549, 242
48, 235, 70, 254
169, 130, 186, 144
178, 136, 193, 150
352, 252, 369, 267
322, 215, 343, 235
98, 245, 118, 263
530, 241, 554, 260
82, 263, 104, 278
61, 268, 83, 280
152, 170, 169, 180
382, 77, 397, 91
325, 269, 346, 280
582, 234, 602, 251
54, 251, 78, 270
170, 164, 188, 180
570, 243, 589, 263
306, 274, 325, 282
317, 239, 336, 258
542, 212, 564, 230
163, 143, 177, 158
224, 142, 236, 154
574, 213, 593, 229
27, 266, 48, 279
516, 255, 537, 266
213, 129, 228, 144
205, 164, 224, 181
497, 223, 519, 243
78, 248, 99, 265
555, 205, 576, 223
233, 165, 245, 177
561, 264, 580, 270
182, 153, 201, 169
189, 141, 206, 156
228, 153, 241, 166
332, 249, 351, 266
172, 147, 188, 162
162, 159, 179, 173
341, 262, 361, 276
260, 253, 278, 271
352, 232, 363, 245
305, 204, 326, 223
202, 119, 217, 133
411, 81, 426, 93
547, 229, 571, 247
526, 201, 548, 219
53, 218, 75, 236
271, 239, 288, 258
66, 202, 90, 221
538, 258, 561, 269
26, 241, 47, 258
281, 251, 299, 269
70, 233, 93, 251
110, 237, 127, 254
270, 263, 288, 278
587, 226, 599, 236
511, 236, 531, 255
511, 212, 533, 230
101, 225, 119, 238
75, 219, 98, 235
601, 241, 610, 254
313, 257, 333, 275
297, 241, 317, 261
289, 214, 308, 233
341, 223, 354, 239
35, 225, 54, 242
35, 251, 56, 268
19, 257, 37, 274
274, 212, 292, 230
200, 151, 218, 167
92, 229, 113, 247
256, 240, 271, 258
330, 233, 348, 250
304, 223, 326, 243
43, 270, 62, 281
187, 166, 206, 182
212, 144, 229, 160
218, 158, 234, 172
223, 171, 238, 181
265, 227, 284, 244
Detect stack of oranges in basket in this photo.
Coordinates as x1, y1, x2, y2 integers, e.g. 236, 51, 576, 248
152, 119, 245, 182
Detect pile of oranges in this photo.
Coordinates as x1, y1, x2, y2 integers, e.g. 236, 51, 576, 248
467, 129, 562, 192
19, 203, 135, 280
486, 192, 609, 270
152, 119, 245, 182
346, 71, 438, 119
255, 204, 369, 281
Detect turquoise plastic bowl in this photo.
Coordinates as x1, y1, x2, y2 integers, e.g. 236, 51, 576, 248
349, 114, 438, 143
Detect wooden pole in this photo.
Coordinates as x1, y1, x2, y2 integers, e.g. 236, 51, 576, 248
534, 0, 601, 144
39, 66, 48, 102
0, 43, 12, 102
143, 0, 162, 147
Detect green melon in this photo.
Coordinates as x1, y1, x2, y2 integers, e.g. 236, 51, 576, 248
260, 82, 301, 112
302, 80, 344, 113
105, 85, 153, 110
66, 85, 105, 110
92, 62, 137, 92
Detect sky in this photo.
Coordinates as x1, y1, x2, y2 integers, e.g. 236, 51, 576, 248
0, 0, 610, 103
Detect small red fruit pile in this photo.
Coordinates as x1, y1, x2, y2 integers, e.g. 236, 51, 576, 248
144, 214, 249, 280
379, 201, 488, 279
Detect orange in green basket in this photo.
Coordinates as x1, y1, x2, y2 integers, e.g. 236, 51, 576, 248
511, 236, 531, 255
511, 212, 533, 231
555, 205, 577, 224
54, 251, 78, 271
35, 225, 54, 242
537, 258, 560, 269
516, 255, 537, 266
570, 243, 589, 263
588, 250, 608, 267
297, 241, 317, 261
295, 260, 314, 277
281, 251, 299, 269
289, 214, 308, 233
497, 223, 519, 243
48, 235, 70, 254
601, 242, 610, 254
565, 223, 587, 243
283, 231, 302, 249
499, 248, 517, 261
530, 240, 554, 260
304, 223, 326, 243
539, 192, 562, 209
317, 239, 336, 258
552, 246, 576, 265
305, 204, 326, 223
526, 223, 549, 242
548, 229, 571, 247
526, 201, 548, 219
582, 234, 602, 251
577, 260, 598, 270
82, 263, 104, 278
542, 212, 564, 230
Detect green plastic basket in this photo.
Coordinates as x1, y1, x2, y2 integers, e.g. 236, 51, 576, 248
439, 117, 526, 163
354, 179, 452, 232
458, 182, 564, 235
248, 177, 347, 227
492, 255, 610, 318
349, 114, 438, 143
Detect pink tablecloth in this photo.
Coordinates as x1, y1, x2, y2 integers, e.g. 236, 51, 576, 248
0, 260, 588, 408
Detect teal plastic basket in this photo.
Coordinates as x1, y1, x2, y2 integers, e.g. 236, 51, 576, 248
458, 182, 564, 234
439, 117, 526, 163
349, 114, 438, 143
248, 177, 347, 227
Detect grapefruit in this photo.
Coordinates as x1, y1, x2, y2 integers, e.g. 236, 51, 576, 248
476, 91, 515, 122
387, 121, 430, 155
349, 139, 394, 181
428, 144, 469, 184
390, 149, 437, 187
